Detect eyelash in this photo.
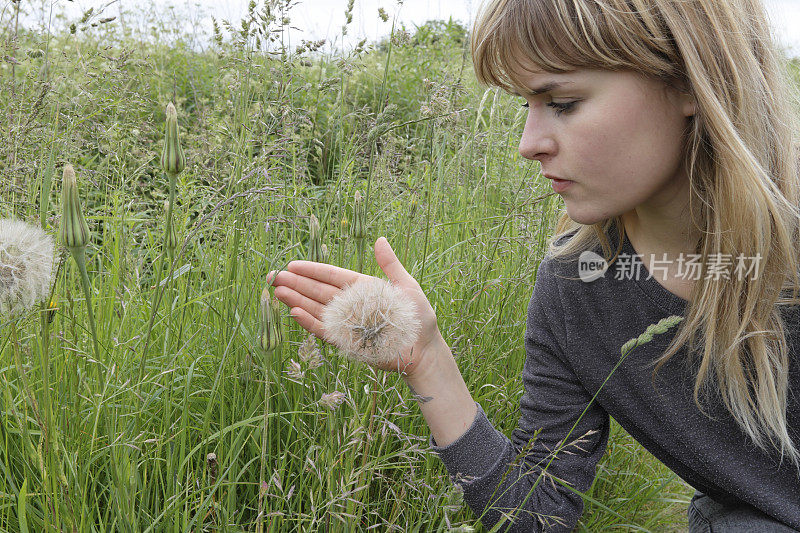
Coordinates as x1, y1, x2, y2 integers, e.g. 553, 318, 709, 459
522, 101, 576, 116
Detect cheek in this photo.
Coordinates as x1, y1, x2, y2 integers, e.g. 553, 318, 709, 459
574, 101, 682, 182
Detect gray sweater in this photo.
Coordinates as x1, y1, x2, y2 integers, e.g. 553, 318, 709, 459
429, 222, 800, 532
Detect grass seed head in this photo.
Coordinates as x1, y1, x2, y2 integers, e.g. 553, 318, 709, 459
59, 164, 91, 251
319, 391, 347, 410
321, 277, 421, 366
298, 333, 325, 369
0, 218, 55, 319
285, 358, 305, 380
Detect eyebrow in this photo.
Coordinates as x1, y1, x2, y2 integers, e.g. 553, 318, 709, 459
511, 81, 572, 97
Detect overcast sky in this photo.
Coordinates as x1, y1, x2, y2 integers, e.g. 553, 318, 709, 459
15, 0, 800, 58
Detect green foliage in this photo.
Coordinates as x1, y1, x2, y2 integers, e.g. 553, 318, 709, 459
11, 1, 790, 531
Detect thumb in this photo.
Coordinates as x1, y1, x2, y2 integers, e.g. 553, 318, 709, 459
374, 237, 413, 284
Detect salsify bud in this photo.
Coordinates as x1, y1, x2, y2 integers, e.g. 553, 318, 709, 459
59, 164, 91, 251
321, 243, 329, 264
351, 190, 365, 240
161, 102, 186, 178
270, 297, 284, 347
258, 287, 280, 353
307, 213, 324, 262
164, 200, 178, 253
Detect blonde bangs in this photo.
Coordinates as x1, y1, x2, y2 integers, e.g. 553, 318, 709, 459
471, 0, 683, 93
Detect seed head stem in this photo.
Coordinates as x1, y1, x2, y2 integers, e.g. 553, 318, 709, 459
70, 246, 101, 368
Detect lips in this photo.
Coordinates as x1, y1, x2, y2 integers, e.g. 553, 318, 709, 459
544, 173, 572, 182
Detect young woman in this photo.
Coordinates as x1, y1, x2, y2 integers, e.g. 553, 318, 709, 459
267, 0, 800, 530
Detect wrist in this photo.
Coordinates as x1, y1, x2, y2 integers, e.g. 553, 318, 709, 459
400, 332, 477, 447
402, 331, 452, 383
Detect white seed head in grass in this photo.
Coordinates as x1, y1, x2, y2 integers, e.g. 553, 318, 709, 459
0, 219, 55, 319
321, 277, 421, 367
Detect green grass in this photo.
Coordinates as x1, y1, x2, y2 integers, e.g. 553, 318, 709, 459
8, 0, 793, 530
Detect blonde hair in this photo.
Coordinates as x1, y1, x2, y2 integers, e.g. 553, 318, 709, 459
472, 0, 800, 473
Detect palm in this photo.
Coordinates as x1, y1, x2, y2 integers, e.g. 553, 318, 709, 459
266, 238, 440, 378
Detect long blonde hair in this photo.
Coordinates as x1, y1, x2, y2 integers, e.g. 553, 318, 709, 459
472, 0, 800, 474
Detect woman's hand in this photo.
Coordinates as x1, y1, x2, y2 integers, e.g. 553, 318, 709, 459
266, 237, 442, 378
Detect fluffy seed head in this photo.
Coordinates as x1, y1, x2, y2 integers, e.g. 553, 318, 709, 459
0, 218, 56, 319
321, 277, 421, 366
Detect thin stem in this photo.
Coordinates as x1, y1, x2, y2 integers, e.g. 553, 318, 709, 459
71, 246, 101, 370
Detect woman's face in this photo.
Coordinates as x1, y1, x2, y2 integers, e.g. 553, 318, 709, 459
514, 65, 697, 226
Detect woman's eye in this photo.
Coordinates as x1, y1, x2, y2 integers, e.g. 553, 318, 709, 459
548, 102, 576, 116
521, 101, 577, 116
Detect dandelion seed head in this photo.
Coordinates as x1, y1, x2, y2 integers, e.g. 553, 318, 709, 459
0, 219, 55, 319
321, 277, 421, 366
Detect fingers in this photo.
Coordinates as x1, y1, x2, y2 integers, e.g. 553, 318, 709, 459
271, 285, 327, 322
285, 306, 328, 342
283, 260, 362, 289
267, 269, 339, 306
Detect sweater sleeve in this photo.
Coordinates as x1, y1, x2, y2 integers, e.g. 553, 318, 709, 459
428, 257, 611, 532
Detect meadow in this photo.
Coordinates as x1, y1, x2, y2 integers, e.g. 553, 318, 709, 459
6, 1, 796, 531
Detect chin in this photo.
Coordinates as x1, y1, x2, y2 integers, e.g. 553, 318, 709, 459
564, 202, 625, 226
564, 207, 605, 226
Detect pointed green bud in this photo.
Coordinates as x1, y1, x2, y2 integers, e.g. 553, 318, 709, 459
307, 213, 324, 262
351, 190, 365, 240
271, 297, 284, 346
59, 164, 91, 251
161, 102, 186, 178
321, 243, 329, 264
258, 287, 280, 353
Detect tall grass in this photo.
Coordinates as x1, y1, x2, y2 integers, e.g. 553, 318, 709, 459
4, 1, 787, 530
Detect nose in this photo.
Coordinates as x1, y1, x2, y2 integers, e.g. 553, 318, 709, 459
518, 106, 556, 162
